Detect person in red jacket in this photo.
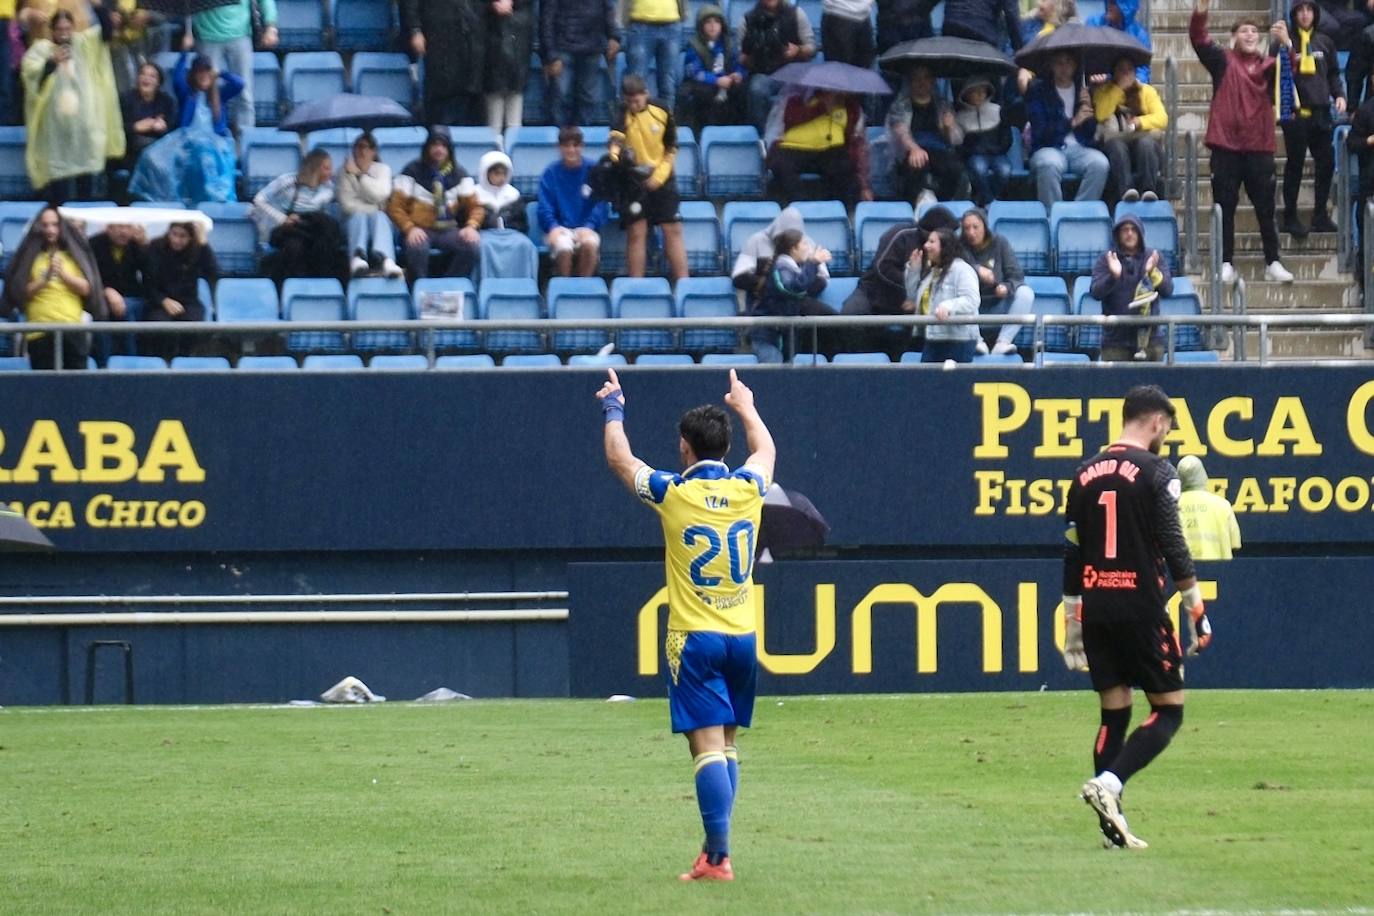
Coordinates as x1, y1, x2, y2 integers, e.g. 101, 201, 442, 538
1190, 0, 1294, 285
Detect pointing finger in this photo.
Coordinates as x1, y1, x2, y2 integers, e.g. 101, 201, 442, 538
729, 368, 738, 386
607, 367, 620, 388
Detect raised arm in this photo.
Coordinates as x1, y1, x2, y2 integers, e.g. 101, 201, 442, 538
596, 367, 648, 491
723, 368, 775, 483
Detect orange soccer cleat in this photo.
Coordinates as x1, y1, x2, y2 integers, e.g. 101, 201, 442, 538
678, 851, 734, 882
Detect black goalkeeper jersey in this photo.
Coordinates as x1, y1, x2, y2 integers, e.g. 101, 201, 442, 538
1063, 443, 1196, 621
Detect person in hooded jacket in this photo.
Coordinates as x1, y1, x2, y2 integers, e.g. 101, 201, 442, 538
1176, 455, 1242, 561
1086, 0, 1152, 82
387, 126, 485, 280
731, 203, 811, 307
474, 150, 528, 232
955, 75, 1011, 206
678, 5, 745, 131
1272, 0, 1345, 238
1089, 213, 1174, 362
959, 206, 1033, 356
749, 226, 836, 362
1091, 55, 1167, 204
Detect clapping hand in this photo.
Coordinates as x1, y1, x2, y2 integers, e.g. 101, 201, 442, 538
1106, 250, 1122, 277
1144, 249, 1160, 273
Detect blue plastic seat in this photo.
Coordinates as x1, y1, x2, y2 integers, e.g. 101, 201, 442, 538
216, 278, 280, 322
918, 198, 975, 224
1051, 200, 1112, 274
448, 127, 502, 173
791, 200, 853, 275
972, 352, 1026, 365
275, 0, 328, 51
505, 126, 561, 197
283, 52, 346, 110
373, 126, 428, 170
196, 201, 258, 275
435, 353, 497, 369
568, 353, 629, 366
791, 352, 828, 365
855, 201, 914, 270
580, 126, 611, 164
1159, 294, 1205, 351
675, 126, 702, 197
700, 352, 758, 365
334, 0, 396, 50
107, 355, 169, 370
413, 277, 478, 350
130, 199, 184, 209
675, 276, 739, 353
0, 202, 44, 270
351, 53, 414, 109
0, 126, 30, 197
547, 276, 611, 352
480, 277, 544, 353
502, 353, 562, 367
611, 276, 676, 353
369, 354, 429, 370
678, 200, 722, 274
1076, 291, 1104, 353
282, 277, 348, 353
1171, 349, 1220, 363
635, 353, 695, 365
0, 356, 31, 371
598, 214, 633, 275
816, 275, 858, 312
701, 125, 764, 198
988, 200, 1050, 275
1041, 351, 1092, 364
242, 128, 302, 196
303, 354, 366, 370
252, 52, 282, 126
831, 352, 891, 364
1016, 275, 1072, 351
237, 355, 299, 370
305, 127, 361, 171
722, 200, 781, 266
170, 356, 231, 370
349, 277, 415, 352
1114, 199, 1180, 272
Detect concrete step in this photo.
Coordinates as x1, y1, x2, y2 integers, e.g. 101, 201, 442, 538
1190, 251, 1346, 280
1241, 328, 1370, 358
1194, 205, 1343, 236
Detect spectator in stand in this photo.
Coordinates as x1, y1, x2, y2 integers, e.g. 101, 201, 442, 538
119, 61, 175, 167
89, 222, 147, 354
622, 0, 685, 106
739, 0, 817, 132
254, 148, 345, 284
888, 64, 966, 206
876, 0, 929, 55
140, 220, 217, 361
538, 127, 608, 277
1273, 3, 1344, 238
1089, 213, 1173, 361
475, 150, 528, 232
173, 51, 240, 137
1092, 55, 1166, 204
956, 75, 1011, 206
338, 132, 403, 279
21, 5, 124, 201
749, 227, 835, 363
0, 0, 15, 125
678, 5, 746, 132
1344, 60, 1374, 289
941, 0, 1024, 52
404, 0, 486, 126
183, 0, 274, 133
731, 203, 808, 303
959, 207, 1032, 356
540, 0, 621, 128
609, 73, 688, 280
128, 51, 237, 204
107, 0, 166, 96
821, 0, 874, 69
765, 88, 871, 206
388, 127, 485, 280
1313, 1, 1372, 49
906, 225, 980, 363
1191, 0, 1293, 284
484, 0, 532, 137
1, 206, 104, 370
1086, 0, 1151, 82
1026, 52, 1109, 213
1022, 0, 1075, 44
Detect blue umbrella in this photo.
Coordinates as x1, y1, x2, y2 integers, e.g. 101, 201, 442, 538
279, 94, 414, 133
768, 60, 893, 96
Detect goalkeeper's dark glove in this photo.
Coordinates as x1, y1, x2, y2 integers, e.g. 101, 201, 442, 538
1180, 584, 1212, 655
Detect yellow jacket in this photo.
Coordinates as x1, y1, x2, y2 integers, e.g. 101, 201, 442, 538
610, 102, 677, 187
1092, 81, 1168, 133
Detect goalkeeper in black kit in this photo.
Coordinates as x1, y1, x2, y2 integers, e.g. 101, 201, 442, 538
1061, 384, 1214, 850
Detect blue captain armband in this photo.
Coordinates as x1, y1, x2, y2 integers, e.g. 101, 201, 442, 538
601, 390, 625, 424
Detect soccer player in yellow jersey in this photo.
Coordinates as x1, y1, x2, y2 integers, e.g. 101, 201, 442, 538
595, 367, 775, 882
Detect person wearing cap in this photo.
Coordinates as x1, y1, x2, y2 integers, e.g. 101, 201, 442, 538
1089, 213, 1173, 361
1176, 456, 1242, 561
955, 75, 1011, 207
387, 127, 485, 281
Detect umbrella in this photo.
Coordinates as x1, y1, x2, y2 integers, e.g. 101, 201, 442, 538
279, 94, 414, 134
768, 61, 894, 96
758, 483, 829, 555
0, 507, 54, 552
139, 0, 238, 16
57, 206, 213, 240
878, 36, 1017, 79
1013, 23, 1152, 78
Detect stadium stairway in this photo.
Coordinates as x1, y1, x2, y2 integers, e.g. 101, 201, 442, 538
1152, 0, 1367, 359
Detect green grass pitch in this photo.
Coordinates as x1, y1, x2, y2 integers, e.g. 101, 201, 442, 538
4, 690, 1371, 914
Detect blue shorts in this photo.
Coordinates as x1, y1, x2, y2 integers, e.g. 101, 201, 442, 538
665, 629, 757, 734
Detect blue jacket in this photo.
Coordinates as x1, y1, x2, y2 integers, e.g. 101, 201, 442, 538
1086, 0, 1152, 83
173, 53, 245, 137
1026, 77, 1096, 151
537, 157, 609, 232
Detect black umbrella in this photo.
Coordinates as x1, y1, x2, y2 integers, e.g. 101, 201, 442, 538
1013, 23, 1152, 78
879, 36, 1017, 79
769, 60, 894, 96
139, 0, 239, 16
758, 484, 829, 556
0, 507, 54, 552
279, 94, 414, 134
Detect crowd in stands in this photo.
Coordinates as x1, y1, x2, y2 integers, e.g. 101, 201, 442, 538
4, 0, 1374, 370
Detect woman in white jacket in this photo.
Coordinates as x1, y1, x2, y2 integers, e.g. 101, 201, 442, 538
905, 226, 981, 363
338, 133, 402, 278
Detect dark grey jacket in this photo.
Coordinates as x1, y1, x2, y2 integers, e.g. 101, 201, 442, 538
540, 0, 622, 60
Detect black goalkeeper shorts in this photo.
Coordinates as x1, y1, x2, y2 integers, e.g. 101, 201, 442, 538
1083, 613, 1185, 694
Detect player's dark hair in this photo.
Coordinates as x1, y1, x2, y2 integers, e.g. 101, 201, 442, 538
621, 73, 647, 96
679, 405, 732, 461
1122, 384, 1176, 422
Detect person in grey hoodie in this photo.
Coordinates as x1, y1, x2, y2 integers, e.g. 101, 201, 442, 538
1089, 213, 1173, 361
750, 227, 836, 362
955, 75, 1011, 206
959, 207, 1033, 356
906, 226, 980, 363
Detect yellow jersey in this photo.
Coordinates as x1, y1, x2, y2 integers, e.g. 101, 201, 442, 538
26, 251, 85, 341
635, 459, 770, 635
1178, 489, 1241, 561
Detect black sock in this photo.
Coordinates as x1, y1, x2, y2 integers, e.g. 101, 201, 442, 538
1108, 704, 1183, 785
1094, 707, 1132, 776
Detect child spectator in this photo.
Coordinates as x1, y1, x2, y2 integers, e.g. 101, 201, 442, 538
1086, 0, 1151, 82
906, 225, 980, 363
338, 132, 403, 278
1273, 2, 1344, 237
678, 5, 745, 132
608, 73, 687, 280
387, 127, 485, 281
475, 150, 528, 232
141, 220, 217, 361
955, 76, 1010, 206
537, 126, 608, 277
539, 0, 621, 127
749, 226, 835, 363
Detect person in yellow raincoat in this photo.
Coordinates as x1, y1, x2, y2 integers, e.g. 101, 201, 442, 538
21, 1, 124, 200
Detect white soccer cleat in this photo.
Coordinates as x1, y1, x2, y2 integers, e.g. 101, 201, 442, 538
1220, 262, 1237, 285
1265, 261, 1295, 283
1081, 777, 1146, 850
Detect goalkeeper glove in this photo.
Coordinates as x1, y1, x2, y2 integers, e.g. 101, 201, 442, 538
1180, 584, 1212, 656
1062, 595, 1088, 672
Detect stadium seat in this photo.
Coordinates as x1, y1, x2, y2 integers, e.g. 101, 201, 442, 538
196, 202, 258, 276
987, 200, 1050, 275
547, 276, 612, 352
972, 352, 1026, 365
0, 202, 44, 270
334, 0, 397, 50
568, 353, 629, 366
129, 200, 183, 209
369, 354, 429, 370
305, 127, 361, 171
282, 277, 348, 353
1159, 294, 1205, 351
611, 276, 676, 353
816, 275, 858, 312
1041, 351, 1092, 364
479, 277, 544, 353
1076, 290, 1104, 354
275, 0, 328, 51
700, 352, 759, 365
237, 355, 299, 370
283, 52, 346, 109
918, 198, 975, 224
791, 200, 853, 275
242, 128, 302, 196
831, 352, 891, 364
723, 200, 781, 266
252, 52, 282, 126
349, 277, 415, 352
435, 353, 497, 369
1016, 275, 1072, 351
675, 276, 740, 353
581, 126, 611, 164
898, 350, 926, 364
505, 126, 561, 197
634, 353, 695, 365
678, 200, 723, 275
865, 125, 898, 199
303, 354, 366, 370
1171, 350, 1220, 363
855, 201, 914, 270
351, 53, 414, 109
373, 126, 428, 170
675, 126, 702, 197
107, 355, 169, 370
521, 53, 549, 125
701, 125, 764, 198
1051, 201, 1112, 275
1114, 199, 1180, 272
0, 126, 30, 197
791, 352, 828, 365
502, 353, 562, 367
448, 127, 502, 172
216, 278, 280, 322
413, 277, 478, 350
170, 356, 232, 370
599, 214, 633, 276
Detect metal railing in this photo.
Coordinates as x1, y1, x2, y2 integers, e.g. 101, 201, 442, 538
1184, 131, 1199, 273
1336, 136, 1354, 273
1365, 202, 1374, 349
1164, 55, 1179, 199
1209, 202, 1228, 352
